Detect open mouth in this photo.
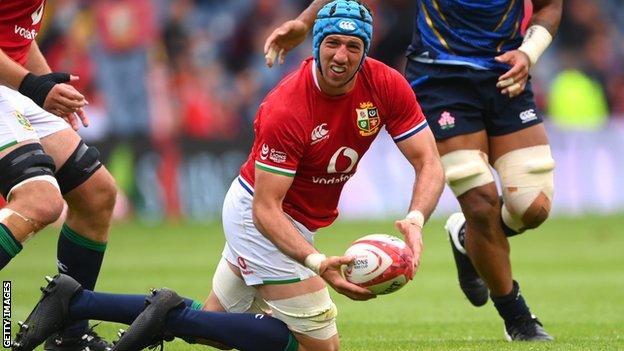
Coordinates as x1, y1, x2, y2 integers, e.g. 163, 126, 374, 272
330, 65, 347, 74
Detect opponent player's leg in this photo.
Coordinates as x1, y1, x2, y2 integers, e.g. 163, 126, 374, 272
38, 127, 116, 348
437, 131, 511, 302
0, 140, 64, 269
485, 123, 554, 341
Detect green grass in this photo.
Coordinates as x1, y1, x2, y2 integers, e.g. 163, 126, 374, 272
2, 215, 624, 350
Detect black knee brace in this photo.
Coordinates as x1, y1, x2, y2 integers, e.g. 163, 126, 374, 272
55, 141, 103, 194
0, 143, 56, 198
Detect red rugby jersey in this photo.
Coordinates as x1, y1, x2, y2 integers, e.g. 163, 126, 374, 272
239, 57, 429, 231
0, 0, 46, 65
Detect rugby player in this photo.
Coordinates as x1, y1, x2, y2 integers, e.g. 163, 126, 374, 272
12, 1, 444, 350
265, 0, 562, 342
0, 1, 116, 349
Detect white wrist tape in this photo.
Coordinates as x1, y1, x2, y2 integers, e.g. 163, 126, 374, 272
518, 25, 552, 66
405, 210, 425, 228
304, 253, 326, 275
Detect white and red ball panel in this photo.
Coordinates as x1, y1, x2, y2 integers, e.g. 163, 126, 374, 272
344, 234, 414, 295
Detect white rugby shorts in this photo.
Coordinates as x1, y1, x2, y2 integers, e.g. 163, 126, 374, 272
221, 177, 317, 286
0, 85, 69, 151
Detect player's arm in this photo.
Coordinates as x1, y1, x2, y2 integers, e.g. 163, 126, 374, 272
264, 0, 333, 67
24, 41, 52, 74
496, 0, 562, 97
394, 127, 445, 271
0, 48, 31, 89
253, 168, 374, 300
24, 41, 89, 129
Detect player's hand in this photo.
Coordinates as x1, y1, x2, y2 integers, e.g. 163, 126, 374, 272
264, 20, 309, 68
495, 50, 531, 98
57, 108, 89, 131
44, 76, 88, 120
394, 219, 423, 277
319, 255, 376, 301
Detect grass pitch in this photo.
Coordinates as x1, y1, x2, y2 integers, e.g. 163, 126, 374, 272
3, 215, 623, 350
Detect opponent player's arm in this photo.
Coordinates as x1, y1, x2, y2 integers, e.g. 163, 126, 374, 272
496, 0, 562, 96
264, 0, 333, 66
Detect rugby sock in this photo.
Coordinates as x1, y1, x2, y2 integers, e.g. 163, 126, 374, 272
0, 223, 22, 269
491, 280, 531, 326
69, 290, 197, 325
166, 308, 299, 351
68, 290, 297, 351
57, 224, 107, 337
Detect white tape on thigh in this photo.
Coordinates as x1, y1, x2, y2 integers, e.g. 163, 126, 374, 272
6, 174, 60, 201
212, 257, 269, 314
441, 150, 495, 197
494, 145, 555, 231
266, 288, 338, 340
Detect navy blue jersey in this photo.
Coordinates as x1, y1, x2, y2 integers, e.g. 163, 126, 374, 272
407, 0, 526, 70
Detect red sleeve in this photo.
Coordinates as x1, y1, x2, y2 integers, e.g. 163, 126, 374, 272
381, 67, 429, 142
252, 101, 308, 177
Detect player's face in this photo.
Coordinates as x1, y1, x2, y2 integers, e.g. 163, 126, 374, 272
317, 34, 365, 96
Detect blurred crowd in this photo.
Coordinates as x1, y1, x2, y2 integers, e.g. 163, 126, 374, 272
39, 0, 624, 143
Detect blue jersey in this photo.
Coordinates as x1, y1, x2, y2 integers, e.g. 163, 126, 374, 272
407, 0, 526, 70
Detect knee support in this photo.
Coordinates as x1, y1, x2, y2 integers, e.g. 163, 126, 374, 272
212, 258, 269, 314
0, 143, 59, 200
494, 145, 555, 232
441, 150, 495, 197
266, 288, 338, 340
55, 141, 103, 194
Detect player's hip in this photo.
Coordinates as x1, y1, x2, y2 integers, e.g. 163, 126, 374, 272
405, 61, 541, 140
0, 86, 69, 150
221, 177, 317, 286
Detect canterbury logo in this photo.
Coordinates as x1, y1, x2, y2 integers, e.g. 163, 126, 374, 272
32, 2, 45, 25
311, 123, 329, 145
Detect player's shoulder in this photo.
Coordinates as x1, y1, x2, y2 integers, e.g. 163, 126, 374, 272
262, 60, 313, 121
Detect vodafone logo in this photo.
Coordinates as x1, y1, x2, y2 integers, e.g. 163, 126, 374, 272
327, 147, 358, 174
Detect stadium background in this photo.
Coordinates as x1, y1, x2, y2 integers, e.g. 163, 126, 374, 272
2, 1, 623, 350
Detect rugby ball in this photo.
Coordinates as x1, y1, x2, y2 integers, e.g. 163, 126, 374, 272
344, 234, 414, 295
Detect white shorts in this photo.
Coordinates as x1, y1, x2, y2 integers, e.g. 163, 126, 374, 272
0, 85, 69, 151
221, 177, 317, 286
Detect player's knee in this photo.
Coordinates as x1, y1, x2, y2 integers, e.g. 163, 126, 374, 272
86, 169, 117, 213
521, 192, 551, 229
459, 186, 500, 224
266, 288, 338, 345
11, 182, 64, 225
494, 145, 555, 233
441, 150, 495, 198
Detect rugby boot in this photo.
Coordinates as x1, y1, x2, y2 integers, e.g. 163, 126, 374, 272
445, 212, 489, 307
112, 288, 184, 351
44, 325, 113, 351
13, 274, 82, 351
504, 314, 554, 341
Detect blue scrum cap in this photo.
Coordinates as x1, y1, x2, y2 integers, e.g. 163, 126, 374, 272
312, 0, 373, 71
